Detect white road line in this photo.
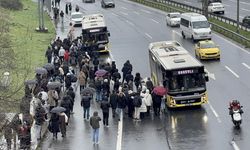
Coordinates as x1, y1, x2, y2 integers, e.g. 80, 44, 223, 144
133, 11, 140, 15
120, 11, 128, 16
242, 8, 250, 12
215, 34, 250, 55
121, 6, 128, 10
223, 4, 231, 7
242, 62, 250, 69
225, 66, 240, 78
240, 1, 250, 5
151, 18, 159, 24
231, 141, 240, 150
112, 12, 118, 17
116, 111, 123, 150
126, 20, 135, 26
145, 33, 153, 39
205, 68, 216, 80
208, 102, 222, 123
140, 9, 151, 14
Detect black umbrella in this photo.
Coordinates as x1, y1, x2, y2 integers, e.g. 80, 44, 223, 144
50, 106, 66, 113
35, 67, 48, 75
43, 63, 54, 71
24, 79, 37, 86
47, 81, 62, 89
81, 87, 96, 95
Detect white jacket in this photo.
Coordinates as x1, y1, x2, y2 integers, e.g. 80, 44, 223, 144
144, 90, 152, 106
139, 98, 147, 113
58, 48, 65, 57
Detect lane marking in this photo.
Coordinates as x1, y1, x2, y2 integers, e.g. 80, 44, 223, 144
145, 33, 153, 39
225, 66, 240, 78
231, 141, 240, 150
242, 62, 250, 69
112, 12, 118, 17
240, 1, 250, 5
242, 8, 250, 12
140, 9, 152, 14
151, 18, 159, 24
116, 110, 123, 150
121, 6, 128, 10
214, 34, 250, 55
126, 20, 135, 26
133, 11, 140, 15
120, 11, 128, 16
205, 69, 216, 80
208, 102, 221, 123
223, 4, 231, 7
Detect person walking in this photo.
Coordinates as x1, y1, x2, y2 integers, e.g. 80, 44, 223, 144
144, 89, 152, 116
45, 46, 53, 63
81, 93, 92, 120
109, 91, 118, 118
95, 77, 103, 102
100, 97, 110, 127
146, 77, 154, 93
134, 72, 142, 92
48, 89, 59, 110
60, 10, 64, 23
34, 101, 46, 140
65, 73, 72, 90
116, 91, 126, 121
133, 93, 142, 120
65, 3, 68, 15
126, 90, 135, 118
90, 111, 101, 144
67, 87, 75, 113
60, 95, 72, 120
49, 113, 60, 139
59, 112, 68, 137
3, 121, 13, 150
75, 5, 79, 12
152, 93, 162, 116
68, 3, 72, 14
78, 69, 87, 93
58, 46, 65, 63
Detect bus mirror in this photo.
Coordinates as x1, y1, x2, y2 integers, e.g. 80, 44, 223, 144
205, 73, 209, 82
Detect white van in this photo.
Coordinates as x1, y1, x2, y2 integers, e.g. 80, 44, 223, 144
180, 13, 212, 42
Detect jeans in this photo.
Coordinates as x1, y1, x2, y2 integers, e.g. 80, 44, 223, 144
96, 90, 102, 101
83, 107, 90, 119
35, 124, 42, 139
92, 128, 99, 143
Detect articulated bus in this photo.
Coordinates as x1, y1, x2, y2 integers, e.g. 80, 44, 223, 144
149, 41, 209, 108
82, 14, 110, 53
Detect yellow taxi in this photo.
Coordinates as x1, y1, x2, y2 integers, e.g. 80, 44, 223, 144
195, 40, 220, 60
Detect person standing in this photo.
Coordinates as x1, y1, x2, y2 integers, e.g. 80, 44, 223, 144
100, 97, 110, 127
152, 93, 162, 116
45, 46, 53, 63
81, 93, 92, 120
90, 111, 101, 144
78, 69, 87, 93
116, 91, 126, 121
134, 72, 142, 92
49, 113, 60, 139
48, 89, 59, 110
126, 90, 135, 118
133, 93, 142, 120
146, 77, 154, 93
34, 102, 46, 140
144, 89, 152, 116
109, 91, 118, 118
60, 95, 72, 120
59, 112, 68, 137
58, 46, 65, 63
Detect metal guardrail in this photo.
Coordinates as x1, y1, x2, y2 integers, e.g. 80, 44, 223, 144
157, 0, 250, 32
131, 0, 250, 47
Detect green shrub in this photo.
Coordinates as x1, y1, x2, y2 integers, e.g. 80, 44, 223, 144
0, 0, 23, 10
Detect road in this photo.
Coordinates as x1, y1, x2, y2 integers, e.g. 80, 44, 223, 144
171, 0, 250, 21
40, 0, 250, 149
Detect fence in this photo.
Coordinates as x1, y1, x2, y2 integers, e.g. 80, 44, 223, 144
131, 0, 250, 47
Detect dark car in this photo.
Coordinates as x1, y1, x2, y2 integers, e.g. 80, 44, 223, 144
101, 0, 115, 8
242, 16, 250, 28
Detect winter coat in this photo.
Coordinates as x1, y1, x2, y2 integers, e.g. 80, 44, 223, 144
143, 90, 152, 106
65, 76, 72, 88
59, 48, 65, 57
112, 72, 121, 80
81, 95, 91, 108
134, 76, 142, 87
90, 115, 101, 129
152, 93, 162, 106
139, 98, 147, 113
125, 74, 134, 83
117, 93, 126, 109
59, 112, 68, 135
48, 90, 58, 107
61, 96, 72, 114
133, 95, 142, 107
50, 113, 60, 133
146, 80, 154, 91
78, 71, 86, 86
101, 101, 110, 113
34, 105, 46, 126
109, 93, 118, 109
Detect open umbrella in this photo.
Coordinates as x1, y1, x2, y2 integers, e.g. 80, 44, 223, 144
50, 106, 66, 113
24, 79, 37, 86
81, 87, 96, 95
35, 67, 48, 75
43, 63, 54, 71
95, 69, 108, 77
153, 86, 167, 96
47, 81, 62, 89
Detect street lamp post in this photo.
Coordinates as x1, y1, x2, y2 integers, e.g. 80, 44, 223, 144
236, 0, 240, 33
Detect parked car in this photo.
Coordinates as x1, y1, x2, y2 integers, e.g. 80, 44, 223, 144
70, 12, 83, 26
208, 2, 225, 14
242, 16, 250, 28
101, 0, 115, 8
166, 12, 181, 27
195, 40, 220, 60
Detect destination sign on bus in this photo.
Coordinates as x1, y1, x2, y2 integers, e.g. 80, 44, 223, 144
173, 69, 198, 75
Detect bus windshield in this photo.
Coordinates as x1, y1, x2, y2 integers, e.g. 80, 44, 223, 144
166, 74, 206, 92
192, 21, 210, 29
83, 32, 108, 44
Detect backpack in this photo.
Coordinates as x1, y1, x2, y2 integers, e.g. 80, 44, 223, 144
133, 96, 142, 107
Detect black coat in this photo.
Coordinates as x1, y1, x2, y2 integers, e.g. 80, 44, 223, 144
50, 113, 60, 133
101, 101, 110, 113
81, 95, 91, 108
61, 96, 72, 113
117, 94, 126, 109
109, 93, 117, 109
34, 106, 46, 126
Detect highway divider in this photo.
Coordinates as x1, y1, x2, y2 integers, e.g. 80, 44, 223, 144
130, 0, 250, 48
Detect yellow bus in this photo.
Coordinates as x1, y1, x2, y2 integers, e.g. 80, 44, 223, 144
149, 41, 209, 108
